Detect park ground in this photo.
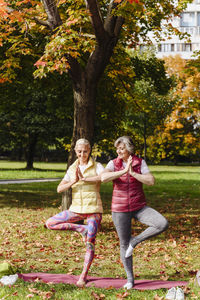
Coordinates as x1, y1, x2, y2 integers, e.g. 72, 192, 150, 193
0, 161, 199, 299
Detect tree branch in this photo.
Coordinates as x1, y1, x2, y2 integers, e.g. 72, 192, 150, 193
114, 16, 124, 36
110, 61, 141, 110
104, 0, 124, 37
67, 56, 83, 85
104, 0, 116, 35
34, 17, 50, 28
85, 0, 106, 43
41, 0, 62, 30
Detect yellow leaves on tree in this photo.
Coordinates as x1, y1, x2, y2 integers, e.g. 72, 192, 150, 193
147, 54, 200, 162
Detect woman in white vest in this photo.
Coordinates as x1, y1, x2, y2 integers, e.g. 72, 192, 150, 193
46, 138, 105, 287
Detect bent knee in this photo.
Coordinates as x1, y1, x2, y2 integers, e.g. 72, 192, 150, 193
160, 218, 169, 232
45, 218, 53, 229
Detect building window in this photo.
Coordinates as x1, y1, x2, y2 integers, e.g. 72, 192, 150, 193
182, 43, 192, 52
157, 44, 176, 53
180, 12, 195, 27
194, 43, 200, 51
176, 44, 181, 52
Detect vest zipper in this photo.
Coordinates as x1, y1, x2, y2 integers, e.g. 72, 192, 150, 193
128, 172, 130, 211
80, 184, 83, 213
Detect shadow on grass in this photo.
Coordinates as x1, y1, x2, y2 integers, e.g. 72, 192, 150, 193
0, 190, 113, 215
0, 190, 61, 208
0, 168, 65, 172
0, 181, 60, 208
0, 182, 113, 211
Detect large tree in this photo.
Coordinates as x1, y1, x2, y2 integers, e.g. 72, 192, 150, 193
0, 0, 189, 151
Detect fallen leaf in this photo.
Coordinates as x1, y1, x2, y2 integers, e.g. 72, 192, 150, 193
91, 291, 105, 300
116, 291, 129, 299
154, 295, 164, 300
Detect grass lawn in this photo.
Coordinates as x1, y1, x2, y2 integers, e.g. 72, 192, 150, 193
0, 161, 66, 179
0, 162, 199, 299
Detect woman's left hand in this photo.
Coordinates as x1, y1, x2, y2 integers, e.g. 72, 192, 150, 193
129, 163, 136, 177
77, 166, 84, 181
125, 156, 132, 172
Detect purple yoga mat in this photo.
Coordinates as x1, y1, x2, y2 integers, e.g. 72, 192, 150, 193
18, 273, 188, 290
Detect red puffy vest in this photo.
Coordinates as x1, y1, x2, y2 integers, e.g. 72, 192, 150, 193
111, 155, 146, 212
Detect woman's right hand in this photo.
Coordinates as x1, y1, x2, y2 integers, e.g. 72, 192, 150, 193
125, 156, 132, 172
57, 164, 80, 193
77, 166, 84, 181
75, 165, 81, 182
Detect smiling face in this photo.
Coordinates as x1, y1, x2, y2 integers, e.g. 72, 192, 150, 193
75, 143, 90, 165
116, 142, 130, 162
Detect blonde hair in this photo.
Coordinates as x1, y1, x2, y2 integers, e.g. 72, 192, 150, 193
75, 138, 91, 150
114, 136, 134, 154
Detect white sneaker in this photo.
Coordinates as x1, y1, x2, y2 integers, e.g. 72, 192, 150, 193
176, 287, 184, 300
123, 281, 134, 289
165, 287, 176, 300
196, 270, 200, 286
0, 274, 18, 285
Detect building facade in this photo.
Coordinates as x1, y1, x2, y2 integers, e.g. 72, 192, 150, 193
155, 0, 200, 59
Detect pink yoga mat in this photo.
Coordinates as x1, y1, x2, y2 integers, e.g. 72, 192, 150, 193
18, 273, 188, 290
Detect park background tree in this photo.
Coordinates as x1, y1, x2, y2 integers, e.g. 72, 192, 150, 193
107, 48, 176, 160
147, 55, 200, 163
0, 57, 74, 168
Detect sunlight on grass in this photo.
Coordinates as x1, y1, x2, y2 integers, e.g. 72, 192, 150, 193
0, 160, 67, 170
0, 160, 66, 180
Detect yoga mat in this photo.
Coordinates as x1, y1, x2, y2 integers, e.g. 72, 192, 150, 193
18, 273, 188, 290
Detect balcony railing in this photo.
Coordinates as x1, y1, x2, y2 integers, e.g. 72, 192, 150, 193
179, 26, 200, 35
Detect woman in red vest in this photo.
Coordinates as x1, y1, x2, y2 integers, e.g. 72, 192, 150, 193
101, 136, 168, 289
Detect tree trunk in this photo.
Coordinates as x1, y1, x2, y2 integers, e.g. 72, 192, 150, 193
144, 135, 147, 161
26, 135, 37, 169
17, 143, 23, 161
61, 78, 96, 210
61, 34, 123, 211
143, 116, 147, 161
61, 189, 72, 211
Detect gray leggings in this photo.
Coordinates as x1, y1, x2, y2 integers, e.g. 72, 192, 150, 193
112, 206, 168, 283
